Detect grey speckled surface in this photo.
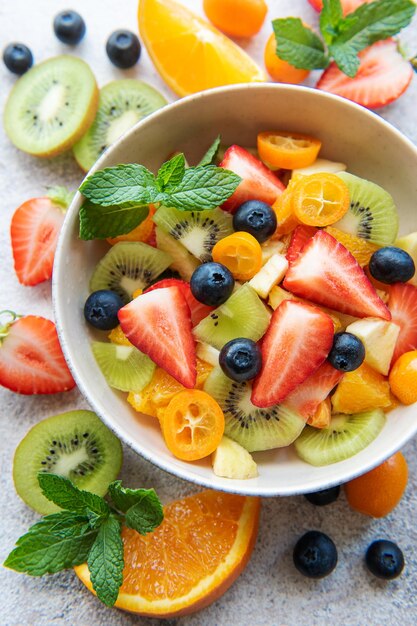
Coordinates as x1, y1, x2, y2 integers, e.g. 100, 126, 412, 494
1, 1, 417, 625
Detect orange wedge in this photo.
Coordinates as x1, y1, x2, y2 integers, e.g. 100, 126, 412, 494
75, 490, 260, 617
138, 0, 265, 97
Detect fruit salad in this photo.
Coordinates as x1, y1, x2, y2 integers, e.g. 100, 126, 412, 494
80, 130, 417, 480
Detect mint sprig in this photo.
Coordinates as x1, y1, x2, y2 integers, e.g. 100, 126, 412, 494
79, 201, 149, 240
198, 135, 221, 166
4, 473, 163, 607
273, 18, 329, 70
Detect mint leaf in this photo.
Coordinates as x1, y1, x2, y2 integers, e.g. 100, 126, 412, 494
109, 481, 163, 534
166, 165, 241, 210
79, 200, 149, 240
80, 164, 157, 206
272, 18, 329, 70
320, 0, 343, 45
38, 473, 110, 517
156, 153, 186, 191
4, 511, 97, 576
87, 514, 124, 607
198, 135, 221, 167
46, 186, 74, 209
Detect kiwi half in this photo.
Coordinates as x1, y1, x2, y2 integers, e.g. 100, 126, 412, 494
333, 172, 398, 245
92, 341, 155, 392
155, 226, 199, 281
294, 409, 386, 466
204, 368, 305, 452
4, 56, 98, 157
13, 410, 123, 514
73, 80, 167, 172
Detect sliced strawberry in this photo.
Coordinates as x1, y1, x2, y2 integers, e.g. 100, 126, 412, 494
308, 0, 371, 14
144, 278, 214, 326
118, 286, 196, 387
317, 40, 413, 110
251, 300, 334, 407
388, 283, 417, 364
220, 145, 285, 213
284, 361, 343, 420
286, 225, 318, 265
0, 315, 75, 394
283, 230, 391, 320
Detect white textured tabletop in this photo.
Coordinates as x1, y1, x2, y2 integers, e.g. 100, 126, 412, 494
1, 1, 417, 625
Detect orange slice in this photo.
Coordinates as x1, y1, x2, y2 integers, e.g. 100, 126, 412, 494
325, 226, 379, 266
331, 362, 391, 414
75, 490, 260, 617
138, 0, 265, 97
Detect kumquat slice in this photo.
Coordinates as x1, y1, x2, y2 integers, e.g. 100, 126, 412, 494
257, 131, 322, 170
212, 232, 263, 280
292, 173, 350, 227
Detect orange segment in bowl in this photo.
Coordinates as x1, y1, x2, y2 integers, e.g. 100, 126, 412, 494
331, 362, 391, 414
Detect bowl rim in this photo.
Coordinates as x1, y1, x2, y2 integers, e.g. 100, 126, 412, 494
53, 82, 417, 496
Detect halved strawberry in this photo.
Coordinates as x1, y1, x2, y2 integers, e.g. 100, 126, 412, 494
388, 283, 417, 364
283, 230, 391, 320
118, 286, 196, 387
317, 40, 413, 110
308, 0, 371, 14
0, 314, 75, 394
251, 300, 334, 407
286, 225, 318, 265
220, 145, 285, 213
284, 361, 343, 420
144, 278, 214, 326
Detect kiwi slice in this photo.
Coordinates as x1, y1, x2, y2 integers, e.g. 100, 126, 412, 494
333, 172, 398, 245
155, 226, 200, 281
92, 341, 155, 392
193, 284, 270, 350
153, 206, 233, 262
294, 409, 386, 466
73, 80, 167, 172
204, 368, 305, 452
4, 56, 98, 157
13, 410, 123, 515
90, 241, 171, 302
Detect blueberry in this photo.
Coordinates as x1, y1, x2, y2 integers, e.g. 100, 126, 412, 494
293, 531, 338, 578
233, 200, 277, 243
328, 332, 365, 372
106, 30, 141, 69
369, 247, 415, 285
84, 290, 124, 330
190, 262, 234, 306
365, 540, 404, 580
53, 11, 86, 45
3, 43, 33, 75
304, 486, 340, 506
219, 338, 262, 382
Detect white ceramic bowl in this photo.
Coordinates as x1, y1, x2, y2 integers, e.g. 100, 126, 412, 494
53, 83, 417, 497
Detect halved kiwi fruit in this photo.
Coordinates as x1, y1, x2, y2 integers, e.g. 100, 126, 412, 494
4, 56, 98, 157
13, 410, 123, 514
204, 368, 305, 452
73, 79, 167, 172
294, 409, 386, 466
91, 341, 155, 392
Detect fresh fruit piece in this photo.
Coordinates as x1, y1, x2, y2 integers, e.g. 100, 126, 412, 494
220, 146, 285, 213
346, 318, 400, 375
388, 283, 417, 363
307, 398, 332, 429
203, 0, 266, 37
317, 40, 413, 109
233, 200, 277, 243
283, 230, 391, 320
145, 277, 215, 326
389, 351, 417, 405
106, 30, 141, 68
264, 32, 309, 84
155, 226, 199, 281
365, 541, 405, 580
219, 338, 262, 383
84, 290, 124, 330
212, 232, 263, 281
212, 436, 258, 479
251, 300, 334, 407
53, 10, 86, 44
13, 410, 123, 514
108, 325, 132, 346
284, 362, 343, 420
345, 451, 408, 517
328, 332, 365, 372
90, 241, 171, 303
261, 239, 285, 263
369, 247, 415, 285
395, 232, 417, 287
3, 43, 33, 74
194, 284, 270, 351
154, 205, 233, 262
107, 206, 156, 246
286, 224, 318, 265
204, 367, 305, 451
333, 172, 398, 246
4, 56, 98, 157
190, 263, 234, 307
76, 490, 260, 617
91, 341, 155, 392
139, 0, 264, 97
248, 253, 289, 299
293, 531, 338, 578
0, 313, 75, 395
196, 342, 220, 367
257, 131, 321, 170
292, 158, 347, 177
291, 173, 350, 227
272, 180, 300, 236
10, 190, 69, 286
74, 81, 166, 172
331, 362, 391, 413
304, 486, 340, 506
325, 226, 379, 266
295, 409, 386, 466
308, 0, 371, 14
